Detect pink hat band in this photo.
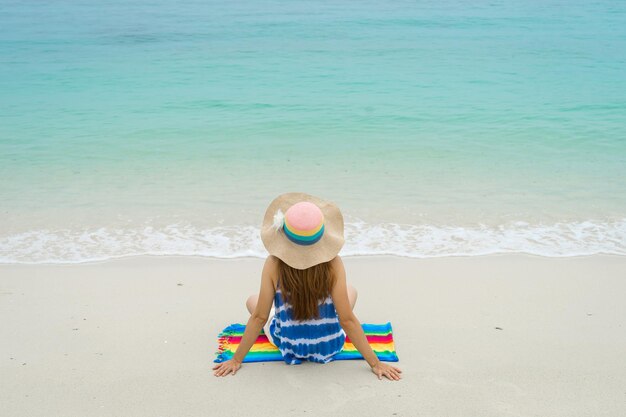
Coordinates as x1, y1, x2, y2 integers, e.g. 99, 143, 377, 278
282, 202, 325, 246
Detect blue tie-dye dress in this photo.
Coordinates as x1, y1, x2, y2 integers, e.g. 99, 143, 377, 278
267, 280, 346, 364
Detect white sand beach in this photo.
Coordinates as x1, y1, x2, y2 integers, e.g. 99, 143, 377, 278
1, 254, 625, 416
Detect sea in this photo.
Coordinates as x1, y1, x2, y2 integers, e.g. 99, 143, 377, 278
1, 0, 625, 263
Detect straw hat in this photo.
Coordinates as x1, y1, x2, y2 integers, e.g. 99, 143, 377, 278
260, 192, 345, 270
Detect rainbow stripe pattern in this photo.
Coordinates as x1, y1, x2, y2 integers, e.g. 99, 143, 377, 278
214, 322, 399, 363
283, 215, 325, 245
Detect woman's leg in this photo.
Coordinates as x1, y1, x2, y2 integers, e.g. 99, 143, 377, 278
347, 284, 358, 310
245, 294, 257, 315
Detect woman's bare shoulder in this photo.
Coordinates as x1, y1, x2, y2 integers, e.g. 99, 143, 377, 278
329, 254, 343, 268
329, 255, 345, 285
265, 255, 280, 289
267, 254, 284, 270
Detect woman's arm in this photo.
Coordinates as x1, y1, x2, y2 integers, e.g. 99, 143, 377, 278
213, 256, 276, 376
330, 256, 402, 381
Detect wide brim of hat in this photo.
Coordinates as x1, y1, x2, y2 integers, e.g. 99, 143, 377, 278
260, 192, 345, 270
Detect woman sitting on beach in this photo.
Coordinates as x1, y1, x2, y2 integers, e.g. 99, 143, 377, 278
212, 192, 402, 380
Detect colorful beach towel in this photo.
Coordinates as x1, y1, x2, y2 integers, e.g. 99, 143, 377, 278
214, 322, 399, 363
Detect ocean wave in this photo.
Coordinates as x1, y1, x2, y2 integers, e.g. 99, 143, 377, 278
1, 219, 625, 264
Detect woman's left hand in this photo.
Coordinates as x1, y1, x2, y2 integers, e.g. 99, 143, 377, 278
212, 359, 242, 377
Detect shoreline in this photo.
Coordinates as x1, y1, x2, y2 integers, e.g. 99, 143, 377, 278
2, 217, 626, 263
1, 254, 625, 416
1, 250, 626, 266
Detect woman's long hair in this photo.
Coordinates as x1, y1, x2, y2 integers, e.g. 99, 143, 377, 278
276, 257, 336, 321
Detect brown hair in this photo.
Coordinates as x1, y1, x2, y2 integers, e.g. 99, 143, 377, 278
276, 257, 336, 321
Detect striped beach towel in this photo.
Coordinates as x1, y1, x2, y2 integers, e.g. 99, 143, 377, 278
214, 322, 399, 363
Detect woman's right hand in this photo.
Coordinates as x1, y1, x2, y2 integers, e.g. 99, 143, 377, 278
371, 361, 402, 380
212, 358, 242, 377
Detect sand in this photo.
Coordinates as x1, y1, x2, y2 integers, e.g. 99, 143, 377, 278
1, 254, 625, 417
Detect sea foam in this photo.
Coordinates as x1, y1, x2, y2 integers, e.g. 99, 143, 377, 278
1, 219, 624, 264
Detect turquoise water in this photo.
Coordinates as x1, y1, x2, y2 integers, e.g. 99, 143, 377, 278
1, 0, 625, 262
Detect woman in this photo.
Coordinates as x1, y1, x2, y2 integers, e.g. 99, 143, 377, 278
213, 192, 402, 380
